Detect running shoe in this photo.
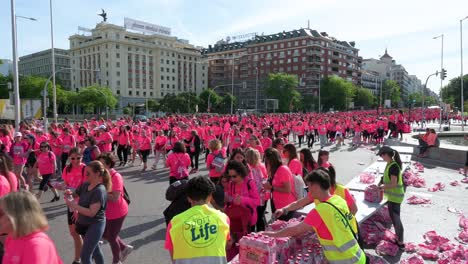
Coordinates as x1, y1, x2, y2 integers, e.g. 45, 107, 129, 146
120, 244, 134, 262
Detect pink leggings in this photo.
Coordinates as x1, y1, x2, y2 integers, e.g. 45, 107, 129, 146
102, 215, 127, 263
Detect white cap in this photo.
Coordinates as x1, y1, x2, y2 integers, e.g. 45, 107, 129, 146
14, 132, 22, 138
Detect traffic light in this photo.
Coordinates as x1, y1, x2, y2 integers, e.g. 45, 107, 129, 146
441, 68, 447, 80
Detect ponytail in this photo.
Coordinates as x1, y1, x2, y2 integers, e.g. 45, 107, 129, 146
101, 169, 112, 192
393, 151, 402, 169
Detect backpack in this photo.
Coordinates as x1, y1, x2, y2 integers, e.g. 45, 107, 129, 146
293, 174, 307, 200
110, 170, 131, 205
175, 154, 189, 178
211, 152, 226, 173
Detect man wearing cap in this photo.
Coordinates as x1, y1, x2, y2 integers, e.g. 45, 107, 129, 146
377, 146, 405, 248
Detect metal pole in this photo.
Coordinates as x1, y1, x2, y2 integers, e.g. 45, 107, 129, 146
380, 77, 383, 113
318, 75, 321, 113
10, 0, 20, 129
255, 67, 258, 113
231, 58, 234, 114
43, 77, 51, 131
50, 0, 57, 123
440, 35, 444, 131
422, 71, 439, 129
461, 17, 467, 131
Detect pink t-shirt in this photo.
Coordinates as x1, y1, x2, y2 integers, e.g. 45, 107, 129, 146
154, 136, 167, 150
8, 172, 18, 192
3, 231, 63, 264
138, 136, 152, 151
10, 142, 28, 165
0, 175, 11, 197
206, 149, 226, 178
97, 132, 113, 152
61, 134, 76, 154
166, 153, 191, 178
49, 137, 63, 156
62, 164, 86, 189
288, 158, 303, 177
117, 132, 130, 146
107, 169, 129, 220
36, 151, 56, 175
0, 135, 12, 153
272, 165, 296, 209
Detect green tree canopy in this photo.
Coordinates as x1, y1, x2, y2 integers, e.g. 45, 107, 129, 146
354, 87, 376, 109
441, 74, 468, 109
320, 76, 356, 111
75, 85, 117, 114
382, 80, 401, 107
265, 73, 300, 112
198, 88, 222, 112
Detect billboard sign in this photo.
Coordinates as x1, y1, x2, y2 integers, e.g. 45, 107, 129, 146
124, 17, 171, 36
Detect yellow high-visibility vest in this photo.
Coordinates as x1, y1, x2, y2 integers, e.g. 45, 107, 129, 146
170, 204, 229, 264
314, 195, 366, 264
313, 184, 358, 233
383, 161, 404, 203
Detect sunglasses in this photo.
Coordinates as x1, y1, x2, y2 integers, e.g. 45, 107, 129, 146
70, 157, 82, 160
40, 146, 47, 148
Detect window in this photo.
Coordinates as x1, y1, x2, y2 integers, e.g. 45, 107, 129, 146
293, 57, 298, 63
274, 44, 277, 49
136, 91, 139, 96
293, 66, 298, 71
116, 62, 120, 67
166, 76, 170, 80
161, 76, 164, 80
117, 80, 121, 86
161, 83, 164, 88
167, 68, 170, 72
116, 44, 120, 49
116, 71, 120, 76
129, 91, 132, 96
161, 67, 164, 72
172, 77, 175, 81
172, 69, 175, 73
172, 84, 175, 89
288, 42, 291, 47
116, 53, 120, 58
166, 60, 170, 64
302, 40, 306, 45
167, 84, 170, 88
161, 59, 164, 64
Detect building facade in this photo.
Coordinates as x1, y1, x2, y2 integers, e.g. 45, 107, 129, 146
360, 70, 382, 96
69, 22, 208, 107
18, 49, 71, 89
362, 49, 420, 103
202, 28, 360, 110
0, 59, 12, 76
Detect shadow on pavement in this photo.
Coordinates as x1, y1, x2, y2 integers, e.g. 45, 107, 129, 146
120, 217, 166, 249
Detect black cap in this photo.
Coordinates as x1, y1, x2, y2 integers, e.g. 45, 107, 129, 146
377, 146, 395, 156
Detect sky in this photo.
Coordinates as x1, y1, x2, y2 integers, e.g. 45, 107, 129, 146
1, 0, 468, 94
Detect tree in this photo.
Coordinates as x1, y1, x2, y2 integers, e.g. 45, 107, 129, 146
147, 99, 160, 112
441, 74, 468, 109
198, 89, 222, 112
354, 87, 376, 109
320, 76, 356, 111
381, 80, 401, 107
75, 85, 117, 114
265, 73, 300, 112
300, 94, 319, 112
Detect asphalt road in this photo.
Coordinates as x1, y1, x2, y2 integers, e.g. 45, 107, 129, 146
40, 139, 396, 264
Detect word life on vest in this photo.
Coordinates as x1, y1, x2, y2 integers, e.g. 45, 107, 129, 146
183, 215, 220, 248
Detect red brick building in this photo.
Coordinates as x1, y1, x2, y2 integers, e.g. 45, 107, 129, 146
202, 28, 361, 111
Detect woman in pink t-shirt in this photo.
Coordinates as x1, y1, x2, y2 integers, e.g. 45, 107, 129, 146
166, 142, 191, 184
60, 148, 86, 264
245, 148, 269, 231
34, 142, 60, 202
283, 143, 303, 177
9, 132, 29, 190
138, 130, 152, 172
299, 148, 318, 175
317, 150, 332, 169
0, 192, 63, 264
116, 125, 130, 167
98, 154, 133, 263
263, 148, 296, 221
0, 154, 15, 197
206, 139, 227, 184
152, 130, 167, 170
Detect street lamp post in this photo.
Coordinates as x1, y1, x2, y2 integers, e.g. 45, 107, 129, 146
433, 34, 444, 131
207, 83, 244, 112
10, 0, 37, 129
255, 67, 259, 113
49, 0, 57, 123
422, 71, 439, 129
318, 75, 321, 113
231, 57, 235, 114
460, 16, 468, 131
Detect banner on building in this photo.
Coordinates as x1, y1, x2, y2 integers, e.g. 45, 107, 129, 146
0, 99, 42, 120
124, 17, 171, 36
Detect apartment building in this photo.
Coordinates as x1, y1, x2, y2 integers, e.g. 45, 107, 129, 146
18, 49, 71, 88
202, 28, 360, 110
69, 21, 208, 107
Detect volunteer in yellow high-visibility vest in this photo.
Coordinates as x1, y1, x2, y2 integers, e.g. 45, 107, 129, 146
263, 169, 366, 264
273, 166, 358, 233
377, 146, 405, 248
164, 175, 230, 264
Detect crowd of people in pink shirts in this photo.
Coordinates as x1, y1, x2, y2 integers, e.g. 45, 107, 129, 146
0, 107, 442, 264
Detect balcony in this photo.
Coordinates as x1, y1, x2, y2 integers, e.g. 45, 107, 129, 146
307, 49, 322, 56
307, 66, 321, 72
211, 67, 224, 73
330, 60, 340, 67
307, 60, 321, 65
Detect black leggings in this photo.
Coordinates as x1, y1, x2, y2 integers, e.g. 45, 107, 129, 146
298, 135, 304, 147
307, 134, 315, 148
39, 173, 54, 191
255, 204, 267, 232
117, 145, 129, 163
61, 153, 69, 172
388, 202, 404, 242
140, 149, 150, 163
189, 151, 200, 169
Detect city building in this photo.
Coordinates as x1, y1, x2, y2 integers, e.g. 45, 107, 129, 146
69, 20, 208, 107
362, 49, 419, 103
408, 75, 422, 94
0, 59, 12, 76
18, 49, 71, 89
202, 28, 361, 111
360, 70, 382, 96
